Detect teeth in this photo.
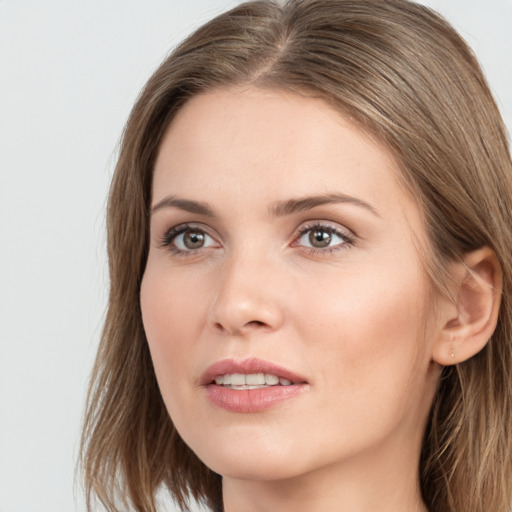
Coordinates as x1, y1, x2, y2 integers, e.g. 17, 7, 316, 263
214, 373, 293, 387
231, 373, 246, 386
265, 374, 279, 385
246, 373, 265, 385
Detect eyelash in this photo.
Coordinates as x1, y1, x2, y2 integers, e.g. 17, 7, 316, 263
159, 222, 355, 256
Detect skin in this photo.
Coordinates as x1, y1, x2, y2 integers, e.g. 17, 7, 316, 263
140, 86, 447, 512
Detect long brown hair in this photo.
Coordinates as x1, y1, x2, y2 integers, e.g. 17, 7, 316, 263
80, 1, 512, 511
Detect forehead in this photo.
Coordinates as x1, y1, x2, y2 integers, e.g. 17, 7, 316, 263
152, 86, 421, 229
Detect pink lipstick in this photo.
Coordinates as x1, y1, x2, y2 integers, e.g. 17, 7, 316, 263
201, 357, 308, 413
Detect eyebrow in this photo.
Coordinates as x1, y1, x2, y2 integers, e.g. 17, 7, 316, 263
151, 196, 215, 216
151, 192, 379, 218
271, 193, 379, 217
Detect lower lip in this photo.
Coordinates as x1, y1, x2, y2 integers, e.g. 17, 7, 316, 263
205, 384, 307, 413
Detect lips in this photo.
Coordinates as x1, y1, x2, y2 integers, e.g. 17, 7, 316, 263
201, 357, 308, 413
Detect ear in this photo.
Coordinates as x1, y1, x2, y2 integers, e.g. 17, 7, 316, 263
432, 247, 502, 366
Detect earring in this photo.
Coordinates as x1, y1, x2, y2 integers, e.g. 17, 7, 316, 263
449, 335, 455, 359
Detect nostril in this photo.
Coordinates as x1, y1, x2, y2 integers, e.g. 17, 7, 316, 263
214, 319, 267, 334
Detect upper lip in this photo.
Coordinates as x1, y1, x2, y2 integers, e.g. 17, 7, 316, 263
200, 357, 308, 386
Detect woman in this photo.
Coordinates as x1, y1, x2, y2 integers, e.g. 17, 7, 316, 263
80, 0, 512, 511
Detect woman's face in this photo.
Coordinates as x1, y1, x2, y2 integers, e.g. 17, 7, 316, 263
141, 87, 442, 484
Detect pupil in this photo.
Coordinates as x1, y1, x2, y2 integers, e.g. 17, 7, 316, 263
184, 230, 205, 249
309, 229, 331, 248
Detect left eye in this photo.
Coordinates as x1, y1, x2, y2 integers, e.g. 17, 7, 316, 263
296, 225, 350, 249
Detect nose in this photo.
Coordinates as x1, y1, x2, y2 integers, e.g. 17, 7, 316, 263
209, 250, 285, 336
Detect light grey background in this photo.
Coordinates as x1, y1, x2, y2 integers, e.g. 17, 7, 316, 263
0, 1, 510, 511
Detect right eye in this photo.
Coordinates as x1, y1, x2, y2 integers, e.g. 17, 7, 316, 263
161, 225, 219, 254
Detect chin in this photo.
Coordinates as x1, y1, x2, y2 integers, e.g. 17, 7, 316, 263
180, 424, 324, 482
202, 450, 308, 482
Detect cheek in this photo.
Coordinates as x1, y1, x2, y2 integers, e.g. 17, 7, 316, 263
140, 270, 200, 389
285, 267, 433, 462
299, 258, 430, 398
